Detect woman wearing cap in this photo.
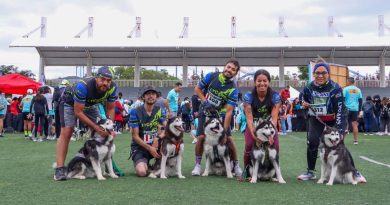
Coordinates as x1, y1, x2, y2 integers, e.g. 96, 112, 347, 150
296, 61, 366, 183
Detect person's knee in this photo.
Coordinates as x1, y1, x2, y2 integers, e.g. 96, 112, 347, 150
135, 163, 148, 177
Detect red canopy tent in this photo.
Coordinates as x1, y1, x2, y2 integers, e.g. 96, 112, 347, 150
0, 74, 42, 95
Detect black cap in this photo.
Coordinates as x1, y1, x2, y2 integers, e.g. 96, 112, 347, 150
142, 86, 158, 97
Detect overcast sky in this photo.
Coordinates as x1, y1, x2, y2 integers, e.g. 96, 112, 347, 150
1, 0, 390, 79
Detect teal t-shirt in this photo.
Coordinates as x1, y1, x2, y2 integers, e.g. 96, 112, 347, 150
167, 89, 179, 112
22, 95, 34, 112
343, 85, 362, 112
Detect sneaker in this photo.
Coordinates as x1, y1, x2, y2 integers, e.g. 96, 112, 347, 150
31, 137, 38, 142
297, 171, 316, 181
191, 164, 202, 176
0, 135, 4, 138
191, 138, 198, 144
54, 167, 67, 181
233, 164, 243, 177
115, 131, 122, 135
353, 141, 358, 145
24, 135, 29, 139
38, 138, 44, 142
356, 171, 367, 183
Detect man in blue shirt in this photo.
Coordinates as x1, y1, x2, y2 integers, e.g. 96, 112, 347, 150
129, 86, 166, 177
165, 82, 182, 118
54, 66, 117, 181
191, 59, 242, 177
343, 77, 363, 145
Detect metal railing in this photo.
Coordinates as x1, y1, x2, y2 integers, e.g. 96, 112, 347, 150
46, 79, 390, 88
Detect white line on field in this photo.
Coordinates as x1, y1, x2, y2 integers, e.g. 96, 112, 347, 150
360, 156, 390, 168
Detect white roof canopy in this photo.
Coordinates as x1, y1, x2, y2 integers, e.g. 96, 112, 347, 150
10, 37, 390, 66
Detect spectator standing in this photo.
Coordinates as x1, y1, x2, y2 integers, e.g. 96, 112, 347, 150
280, 85, 290, 102
379, 97, 390, 135
30, 90, 49, 142
362, 96, 376, 135
165, 82, 182, 118
343, 77, 363, 145
0, 91, 8, 137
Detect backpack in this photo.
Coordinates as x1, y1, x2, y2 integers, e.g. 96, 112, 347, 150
115, 105, 121, 114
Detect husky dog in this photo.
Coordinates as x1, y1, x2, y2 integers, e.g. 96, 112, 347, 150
317, 126, 357, 185
249, 118, 286, 184
65, 118, 118, 180
71, 127, 89, 141
149, 117, 186, 179
202, 114, 233, 178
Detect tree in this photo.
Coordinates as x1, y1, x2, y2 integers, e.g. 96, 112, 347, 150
0, 65, 36, 79
298, 66, 309, 80
112, 66, 179, 80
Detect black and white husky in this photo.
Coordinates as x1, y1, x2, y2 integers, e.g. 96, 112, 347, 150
317, 126, 357, 185
149, 117, 185, 179
249, 118, 286, 183
65, 118, 118, 180
202, 116, 233, 178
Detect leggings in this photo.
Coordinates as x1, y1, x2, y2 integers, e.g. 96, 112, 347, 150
243, 127, 279, 167
34, 113, 45, 137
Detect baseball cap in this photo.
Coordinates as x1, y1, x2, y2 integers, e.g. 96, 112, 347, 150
97, 66, 114, 79
27, 89, 33, 94
141, 86, 158, 97
60, 79, 70, 85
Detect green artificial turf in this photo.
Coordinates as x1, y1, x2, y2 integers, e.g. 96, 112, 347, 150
0, 132, 389, 205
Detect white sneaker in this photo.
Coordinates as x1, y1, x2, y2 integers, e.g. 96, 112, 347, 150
191, 164, 201, 176
353, 141, 358, 145
115, 131, 122, 135
192, 138, 197, 144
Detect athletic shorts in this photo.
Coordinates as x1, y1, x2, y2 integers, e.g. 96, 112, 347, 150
130, 146, 153, 166
59, 103, 99, 128
348, 111, 359, 122
22, 112, 33, 121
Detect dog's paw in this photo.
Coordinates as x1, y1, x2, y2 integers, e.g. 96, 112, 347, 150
352, 180, 358, 185
227, 174, 234, 179
250, 178, 257, 183
178, 175, 186, 179
148, 173, 157, 178
74, 175, 86, 180
278, 179, 286, 184
201, 173, 209, 177
97, 176, 106, 181
317, 179, 324, 184
110, 174, 119, 179
326, 182, 333, 186
160, 175, 168, 179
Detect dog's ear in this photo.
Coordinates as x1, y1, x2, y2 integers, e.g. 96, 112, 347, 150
96, 117, 101, 123
323, 125, 329, 131
257, 118, 264, 126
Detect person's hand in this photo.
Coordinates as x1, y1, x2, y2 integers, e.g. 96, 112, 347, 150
95, 125, 109, 138
148, 146, 161, 159
301, 101, 310, 109
167, 112, 172, 118
201, 100, 213, 110
358, 111, 363, 118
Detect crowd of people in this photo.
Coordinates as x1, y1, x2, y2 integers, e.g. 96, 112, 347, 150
3, 59, 388, 183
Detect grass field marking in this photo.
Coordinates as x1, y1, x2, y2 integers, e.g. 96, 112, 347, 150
360, 156, 390, 168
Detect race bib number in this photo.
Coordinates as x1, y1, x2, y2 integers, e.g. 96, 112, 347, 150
308, 103, 327, 116
207, 93, 222, 107
143, 131, 157, 144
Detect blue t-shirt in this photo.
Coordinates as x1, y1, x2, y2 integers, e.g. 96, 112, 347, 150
22, 95, 34, 112
198, 72, 238, 111
129, 106, 166, 128
343, 85, 362, 112
0, 96, 8, 115
167, 89, 179, 112
73, 78, 117, 106
243, 91, 281, 119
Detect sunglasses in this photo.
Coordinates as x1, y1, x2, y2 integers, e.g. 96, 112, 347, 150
314, 71, 328, 76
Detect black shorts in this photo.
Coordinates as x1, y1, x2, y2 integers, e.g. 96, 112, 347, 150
22, 112, 33, 121
348, 111, 359, 122
130, 146, 153, 166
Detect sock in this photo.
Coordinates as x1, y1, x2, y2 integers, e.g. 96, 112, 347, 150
195, 155, 202, 165
28, 131, 32, 136
24, 130, 28, 136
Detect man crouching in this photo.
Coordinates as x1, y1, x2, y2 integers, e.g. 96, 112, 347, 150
129, 86, 166, 176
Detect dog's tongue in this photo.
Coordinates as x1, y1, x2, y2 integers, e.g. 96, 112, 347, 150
176, 126, 184, 132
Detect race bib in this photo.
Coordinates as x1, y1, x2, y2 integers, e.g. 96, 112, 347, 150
143, 131, 157, 144
207, 93, 222, 107
308, 103, 327, 116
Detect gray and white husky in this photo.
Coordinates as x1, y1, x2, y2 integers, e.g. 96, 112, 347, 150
149, 117, 185, 179
202, 116, 233, 178
65, 118, 118, 180
249, 118, 286, 183
317, 126, 357, 185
